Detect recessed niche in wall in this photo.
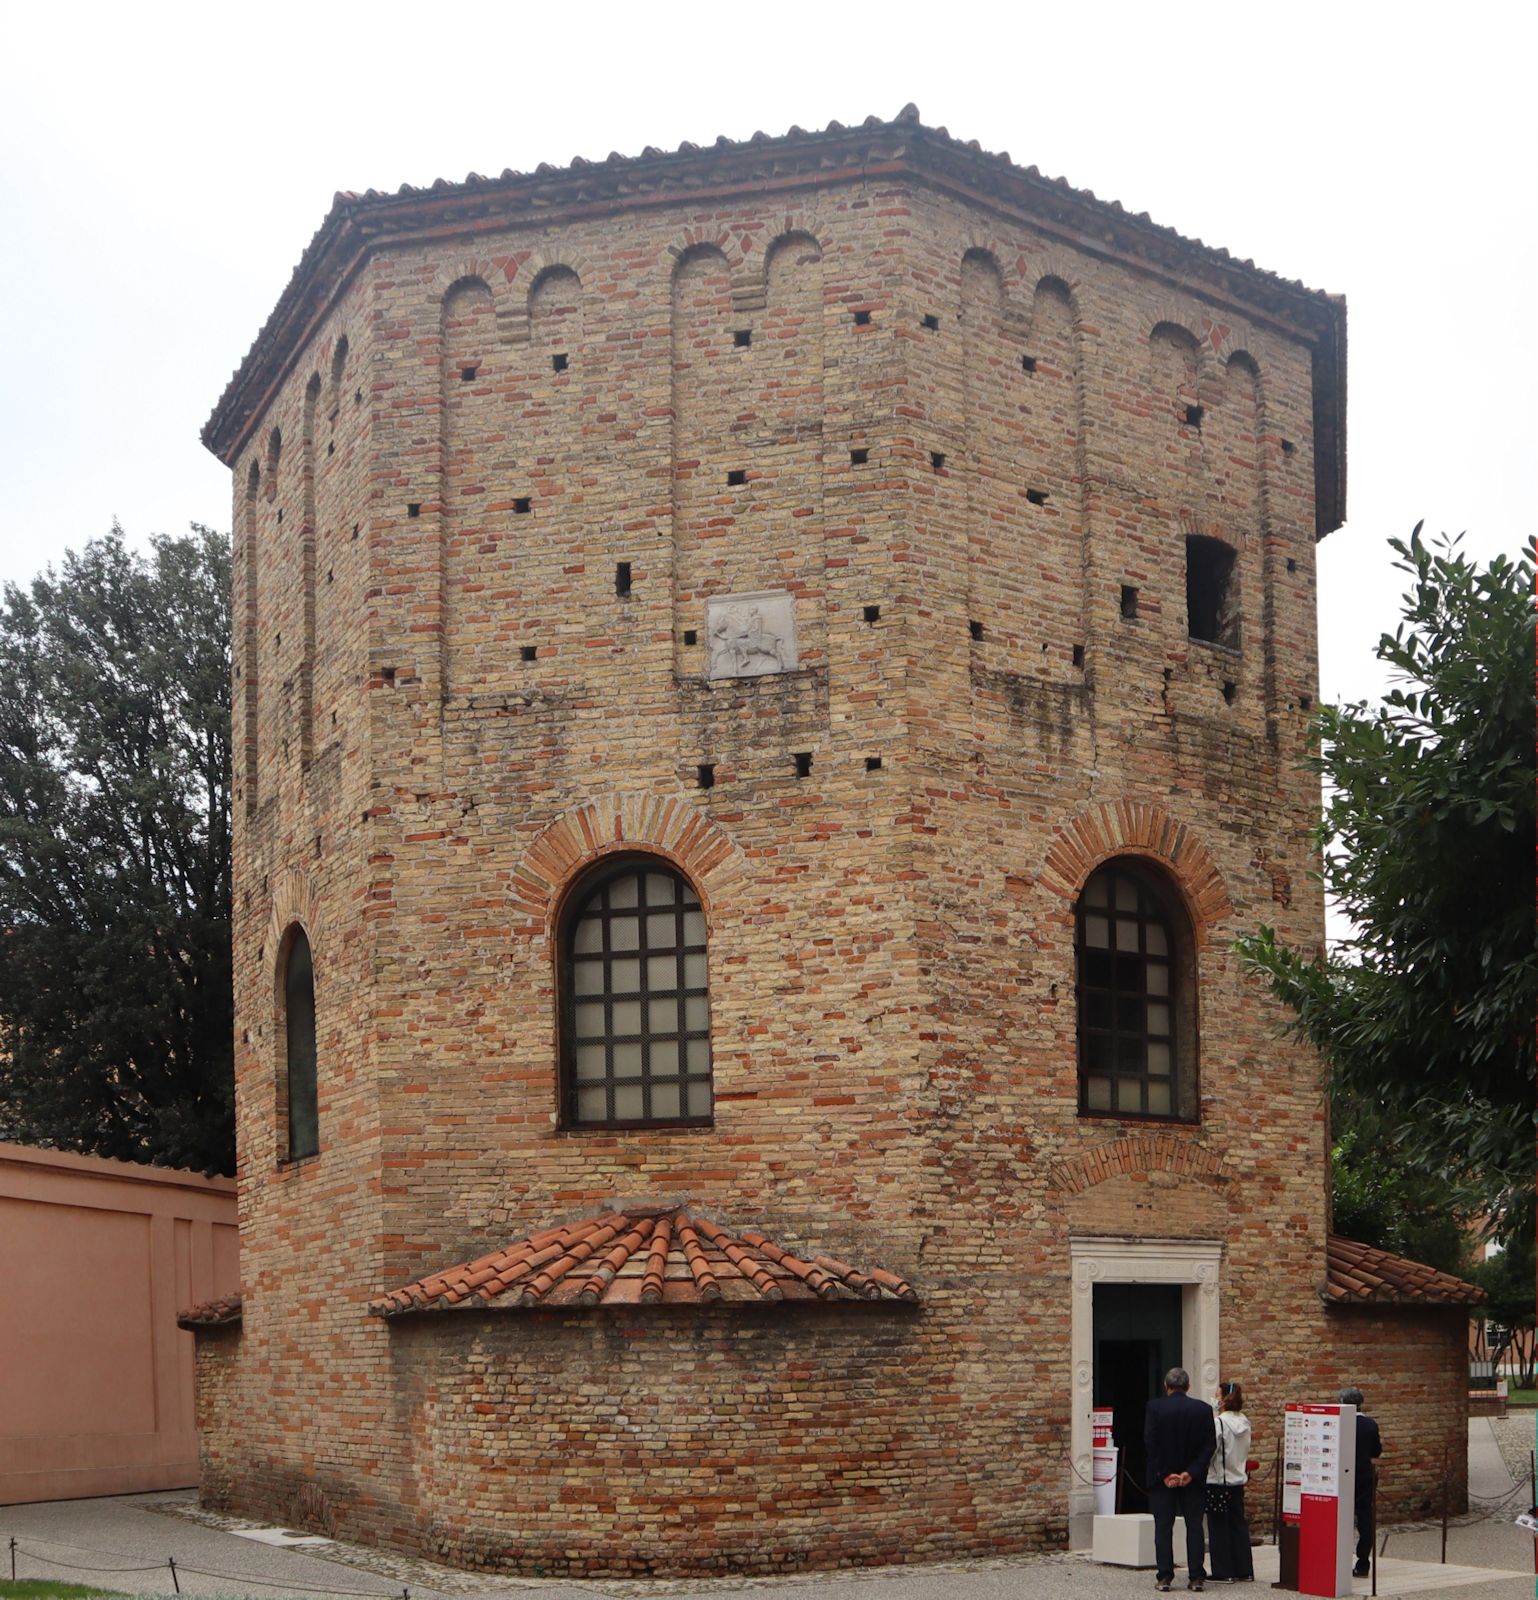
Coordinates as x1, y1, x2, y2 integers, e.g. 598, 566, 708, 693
969, 619, 984, 641
1026, 488, 1048, 507
1282, 439, 1296, 456
520, 645, 537, 661
1072, 644, 1085, 668
853, 309, 872, 326
1287, 558, 1298, 574
407, 503, 421, 518
615, 562, 632, 596
727, 469, 747, 487
850, 447, 869, 465
863, 604, 881, 624
1021, 354, 1038, 373
733, 329, 752, 348
1120, 585, 1139, 620
460, 365, 478, 382
552, 352, 569, 372
931, 451, 946, 472
697, 762, 716, 790
1186, 536, 1239, 648
1223, 680, 1238, 705
865, 756, 883, 772
513, 498, 532, 514
921, 313, 940, 332
793, 752, 812, 779
1299, 695, 1312, 711
683, 629, 698, 647
1185, 404, 1204, 428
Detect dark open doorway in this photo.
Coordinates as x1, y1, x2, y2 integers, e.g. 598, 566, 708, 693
1093, 1283, 1183, 1512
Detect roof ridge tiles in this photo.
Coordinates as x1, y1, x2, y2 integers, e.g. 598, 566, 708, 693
370, 1203, 918, 1315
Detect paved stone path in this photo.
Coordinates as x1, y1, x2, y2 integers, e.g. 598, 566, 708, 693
3, 1420, 1534, 1600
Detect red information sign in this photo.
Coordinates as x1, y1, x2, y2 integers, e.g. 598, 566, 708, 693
1283, 1403, 1357, 1597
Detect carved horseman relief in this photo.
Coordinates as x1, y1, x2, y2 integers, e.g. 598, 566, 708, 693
705, 591, 799, 680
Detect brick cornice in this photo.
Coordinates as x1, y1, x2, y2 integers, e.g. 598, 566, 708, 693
1038, 799, 1232, 935
201, 110, 1345, 536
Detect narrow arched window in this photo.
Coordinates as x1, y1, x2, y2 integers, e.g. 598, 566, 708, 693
1076, 861, 1195, 1120
283, 928, 319, 1158
561, 860, 712, 1127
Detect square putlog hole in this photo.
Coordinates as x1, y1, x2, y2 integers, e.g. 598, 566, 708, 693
850, 447, 869, 465
1120, 585, 1139, 620
733, 329, 752, 348
863, 604, 881, 624
969, 619, 984, 642
460, 365, 478, 382
921, 313, 940, 332
1026, 488, 1048, 507
513, 497, 532, 515
793, 752, 812, 779
520, 645, 537, 662
551, 352, 569, 372
697, 762, 716, 790
853, 309, 872, 326
1021, 354, 1038, 373
727, 469, 747, 487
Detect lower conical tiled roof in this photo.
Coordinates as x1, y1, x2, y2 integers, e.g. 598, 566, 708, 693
369, 1205, 917, 1316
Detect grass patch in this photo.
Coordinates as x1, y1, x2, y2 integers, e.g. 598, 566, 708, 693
0, 1583, 134, 1598
1506, 1386, 1537, 1405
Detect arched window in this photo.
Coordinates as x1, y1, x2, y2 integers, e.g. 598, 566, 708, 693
561, 859, 712, 1127
283, 927, 319, 1159
1076, 861, 1195, 1120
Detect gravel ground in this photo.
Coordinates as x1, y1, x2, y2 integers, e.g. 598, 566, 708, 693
1487, 1410, 1535, 1495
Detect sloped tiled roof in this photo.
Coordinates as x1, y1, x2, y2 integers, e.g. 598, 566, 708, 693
369, 1205, 917, 1316
1323, 1235, 1485, 1308
176, 1293, 244, 1330
202, 103, 1345, 536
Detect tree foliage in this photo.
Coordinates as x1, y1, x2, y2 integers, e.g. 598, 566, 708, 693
0, 526, 233, 1174
1237, 528, 1535, 1245
1474, 1230, 1538, 1389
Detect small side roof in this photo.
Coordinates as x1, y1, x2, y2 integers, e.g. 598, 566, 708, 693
1323, 1235, 1485, 1308
370, 1204, 917, 1316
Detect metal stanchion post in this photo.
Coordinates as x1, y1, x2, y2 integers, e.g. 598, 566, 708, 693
1440, 1443, 1449, 1565
169, 1555, 181, 1594
1370, 1463, 1377, 1597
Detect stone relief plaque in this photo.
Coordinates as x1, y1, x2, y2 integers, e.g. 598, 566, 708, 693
705, 591, 798, 681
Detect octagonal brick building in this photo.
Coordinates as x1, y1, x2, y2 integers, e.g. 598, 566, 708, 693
187, 106, 1479, 1575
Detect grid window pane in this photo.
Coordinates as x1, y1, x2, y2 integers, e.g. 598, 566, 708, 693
564, 861, 712, 1126
1076, 863, 1183, 1121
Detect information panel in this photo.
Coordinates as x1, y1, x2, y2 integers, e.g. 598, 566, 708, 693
1283, 1403, 1357, 1597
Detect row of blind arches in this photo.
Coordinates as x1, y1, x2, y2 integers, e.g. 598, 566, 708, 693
278, 853, 1196, 1159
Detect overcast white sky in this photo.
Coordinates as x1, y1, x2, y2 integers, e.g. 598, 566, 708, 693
1, 1, 1532, 711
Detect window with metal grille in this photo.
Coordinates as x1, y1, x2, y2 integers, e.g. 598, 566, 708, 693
283, 927, 319, 1159
562, 861, 712, 1127
1076, 863, 1191, 1120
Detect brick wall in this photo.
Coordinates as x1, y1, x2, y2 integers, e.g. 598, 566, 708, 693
192, 119, 1458, 1576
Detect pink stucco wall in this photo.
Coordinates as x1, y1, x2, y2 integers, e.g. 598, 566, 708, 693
0, 1141, 238, 1504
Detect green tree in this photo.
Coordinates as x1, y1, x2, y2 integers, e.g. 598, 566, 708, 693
1474, 1229, 1537, 1389
1238, 528, 1535, 1247
0, 526, 233, 1174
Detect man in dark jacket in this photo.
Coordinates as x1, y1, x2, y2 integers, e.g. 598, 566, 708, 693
1145, 1366, 1217, 1591
1341, 1386, 1383, 1576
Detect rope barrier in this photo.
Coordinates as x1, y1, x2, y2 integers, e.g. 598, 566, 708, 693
6, 1540, 413, 1597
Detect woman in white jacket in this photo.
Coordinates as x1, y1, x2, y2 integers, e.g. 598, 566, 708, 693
1207, 1380, 1254, 1581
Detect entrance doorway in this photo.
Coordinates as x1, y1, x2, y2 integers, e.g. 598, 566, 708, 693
1068, 1237, 1221, 1548
1093, 1283, 1183, 1512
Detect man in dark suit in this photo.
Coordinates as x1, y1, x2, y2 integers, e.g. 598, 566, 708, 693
1340, 1386, 1383, 1577
1145, 1366, 1217, 1591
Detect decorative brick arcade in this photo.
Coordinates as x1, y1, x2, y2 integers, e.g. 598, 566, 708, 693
187, 106, 1477, 1575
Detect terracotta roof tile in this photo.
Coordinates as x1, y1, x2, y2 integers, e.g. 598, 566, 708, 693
370, 1205, 917, 1317
1322, 1235, 1485, 1308
177, 1293, 243, 1329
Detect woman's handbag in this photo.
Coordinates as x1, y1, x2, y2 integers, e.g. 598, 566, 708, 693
1206, 1417, 1232, 1515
